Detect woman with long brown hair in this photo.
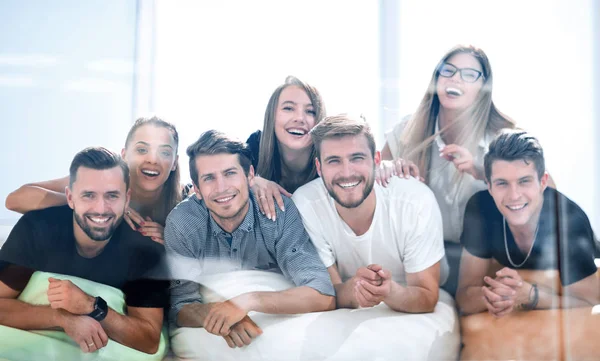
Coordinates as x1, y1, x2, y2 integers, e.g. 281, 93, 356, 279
245, 76, 325, 220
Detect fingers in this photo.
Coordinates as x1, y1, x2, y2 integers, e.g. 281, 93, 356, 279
257, 192, 275, 221
481, 286, 504, 303
126, 208, 145, 227
493, 305, 515, 317
489, 299, 514, 310
495, 275, 523, 288
47, 291, 63, 301
223, 335, 236, 348
408, 163, 421, 179
273, 190, 286, 213
358, 280, 386, 296
151, 237, 165, 244
366, 264, 382, 273
356, 268, 382, 284
374, 167, 383, 186
138, 227, 163, 239
238, 329, 253, 346
218, 318, 231, 336
91, 333, 103, 350
124, 214, 137, 231
354, 282, 379, 307
243, 319, 262, 338
99, 329, 109, 347
484, 276, 515, 293
79, 341, 90, 353
48, 281, 62, 289
401, 162, 412, 179
255, 189, 267, 216
496, 268, 519, 279
376, 269, 392, 280
276, 184, 292, 199
264, 191, 277, 221
353, 283, 370, 307
383, 163, 394, 186
204, 313, 217, 334
229, 330, 245, 347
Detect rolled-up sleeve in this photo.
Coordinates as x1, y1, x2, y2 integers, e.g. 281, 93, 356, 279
272, 200, 335, 297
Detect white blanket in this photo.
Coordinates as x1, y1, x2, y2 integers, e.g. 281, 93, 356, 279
170, 271, 460, 361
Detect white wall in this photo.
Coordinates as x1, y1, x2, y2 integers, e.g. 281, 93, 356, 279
0, 0, 138, 224
393, 0, 599, 234
151, 0, 380, 185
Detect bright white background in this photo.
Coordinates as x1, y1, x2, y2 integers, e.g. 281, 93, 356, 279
1, 0, 598, 237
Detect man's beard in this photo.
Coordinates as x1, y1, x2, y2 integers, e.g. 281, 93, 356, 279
73, 211, 123, 242
324, 171, 375, 209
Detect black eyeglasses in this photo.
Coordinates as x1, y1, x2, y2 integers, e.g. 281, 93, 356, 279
438, 63, 484, 83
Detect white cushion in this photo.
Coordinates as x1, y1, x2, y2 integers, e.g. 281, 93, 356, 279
170, 270, 460, 361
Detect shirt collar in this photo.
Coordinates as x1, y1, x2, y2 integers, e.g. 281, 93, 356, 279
208, 194, 255, 236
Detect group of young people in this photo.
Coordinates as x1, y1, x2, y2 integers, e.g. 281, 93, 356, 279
0, 44, 598, 358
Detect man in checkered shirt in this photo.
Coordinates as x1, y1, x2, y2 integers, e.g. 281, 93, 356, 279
164, 130, 335, 349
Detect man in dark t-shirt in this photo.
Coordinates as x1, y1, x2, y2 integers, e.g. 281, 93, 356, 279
0, 147, 168, 355
456, 131, 599, 316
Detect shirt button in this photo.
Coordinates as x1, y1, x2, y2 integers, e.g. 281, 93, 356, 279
292, 248, 297, 252
176, 280, 181, 284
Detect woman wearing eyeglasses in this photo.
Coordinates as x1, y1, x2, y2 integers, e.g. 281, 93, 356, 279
381, 45, 555, 296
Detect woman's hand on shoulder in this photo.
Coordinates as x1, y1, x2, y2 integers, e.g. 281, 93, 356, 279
440, 144, 484, 180
376, 159, 423, 187
251, 176, 291, 222
124, 207, 165, 244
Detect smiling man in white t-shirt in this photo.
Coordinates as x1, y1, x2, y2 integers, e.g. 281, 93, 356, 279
292, 114, 447, 312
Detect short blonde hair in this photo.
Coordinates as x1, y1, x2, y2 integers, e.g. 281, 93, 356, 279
310, 113, 375, 160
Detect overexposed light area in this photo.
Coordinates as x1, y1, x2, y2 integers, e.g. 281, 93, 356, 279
152, 0, 379, 184
396, 0, 598, 234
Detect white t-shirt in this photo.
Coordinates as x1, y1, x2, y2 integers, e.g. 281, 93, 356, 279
292, 176, 447, 285
385, 116, 491, 243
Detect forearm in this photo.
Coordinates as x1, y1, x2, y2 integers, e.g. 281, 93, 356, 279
333, 281, 359, 309
100, 308, 163, 354
384, 281, 438, 313
456, 286, 488, 315
0, 299, 65, 330
176, 302, 215, 328
5, 185, 67, 213
530, 285, 592, 310
237, 286, 335, 314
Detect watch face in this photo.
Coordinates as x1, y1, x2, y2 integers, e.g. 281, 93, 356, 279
91, 297, 108, 321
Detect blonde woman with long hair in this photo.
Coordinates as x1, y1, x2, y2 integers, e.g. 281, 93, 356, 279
381, 45, 555, 295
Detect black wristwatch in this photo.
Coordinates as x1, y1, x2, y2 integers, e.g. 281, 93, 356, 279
87, 296, 108, 321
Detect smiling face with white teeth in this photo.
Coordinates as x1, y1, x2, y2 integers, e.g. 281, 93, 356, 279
317, 135, 378, 209
67, 166, 130, 242
122, 124, 178, 195
436, 53, 484, 113
274, 85, 317, 152
194, 153, 254, 233
488, 159, 548, 230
